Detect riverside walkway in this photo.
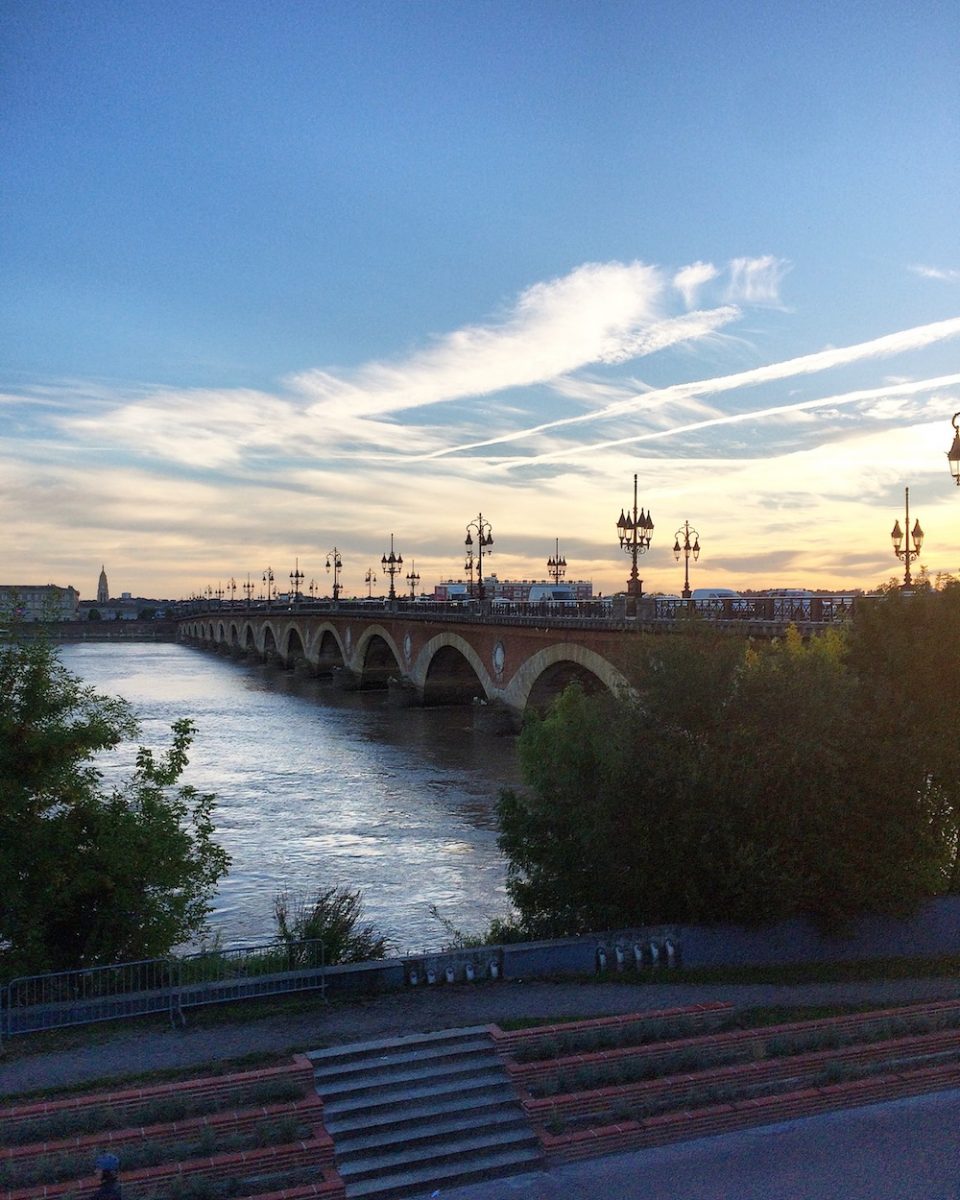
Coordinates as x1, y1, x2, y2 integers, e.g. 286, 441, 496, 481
4, 976, 960, 1200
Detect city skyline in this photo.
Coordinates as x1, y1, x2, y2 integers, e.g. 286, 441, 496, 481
3, 3, 959, 599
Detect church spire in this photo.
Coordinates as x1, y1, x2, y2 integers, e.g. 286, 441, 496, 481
97, 565, 109, 604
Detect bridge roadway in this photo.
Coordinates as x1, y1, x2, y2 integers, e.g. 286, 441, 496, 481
178, 596, 852, 724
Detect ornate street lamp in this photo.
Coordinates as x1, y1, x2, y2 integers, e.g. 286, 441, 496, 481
465, 513, 493, 601
326, 548, 343, 602
243, 573, 254, 604
364, 567, 377, 598
227, 577, 237, 606
308, 577, 318, 600
891, 486, 924, 590
381, 534, 403, 601
547, 539, 567, 586
205, 584, 213, 606
948, 412, 960, 486
263, 566, 275, 605
616, 474, 654, 602
464, 547, 475, 595
672, 521, 702, 600
289, 559, 304, 605
215, 583, 224, 607
406, 560, 421, 599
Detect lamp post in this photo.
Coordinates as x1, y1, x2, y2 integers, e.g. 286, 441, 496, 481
891, 487, 924, 590
364, 568, 377, 598
464, 548, 475, 596
948, 412, 960, 486
325, 548, 343, 602
243, 573, 254, 605
308, 577, 318, 601
227, 577, 237, 606
465, 513, 493, 601
616, 474, 654, 604
205, 584, 213, 606
406, 560, 421, 599
263, 567, 275, 606
547, 539, 567, 586
672, 521, 701, 600
289, 559, 304, 606
381, 534, 403, 601
215, 583, 224, 607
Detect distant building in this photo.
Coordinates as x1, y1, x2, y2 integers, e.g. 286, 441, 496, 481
97, 565, 109, 604
0, 584, 79, 622
433, 575, 593, 602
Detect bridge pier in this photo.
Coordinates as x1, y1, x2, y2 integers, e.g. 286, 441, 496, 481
387, 676, 421, 708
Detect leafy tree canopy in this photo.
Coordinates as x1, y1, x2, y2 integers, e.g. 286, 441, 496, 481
0, 636, 230, 979
498, 587, 960, 938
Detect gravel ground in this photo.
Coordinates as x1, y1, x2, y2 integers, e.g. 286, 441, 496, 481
4, 974, 960, 1098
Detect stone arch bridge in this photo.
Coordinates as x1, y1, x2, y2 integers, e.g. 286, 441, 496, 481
178, 597, 847, 724
179, 606, 640, 725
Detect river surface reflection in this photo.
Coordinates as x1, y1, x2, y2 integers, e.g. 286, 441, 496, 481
59, 642, 519, 952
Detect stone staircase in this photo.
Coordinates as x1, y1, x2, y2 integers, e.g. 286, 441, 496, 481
308, 1025, 542, 1199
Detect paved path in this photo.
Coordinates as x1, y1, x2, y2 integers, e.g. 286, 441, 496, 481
4, 974, 960, 1096
437, 1089, 960, 1200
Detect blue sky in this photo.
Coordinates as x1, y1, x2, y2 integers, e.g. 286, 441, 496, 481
3, 0, 959, 599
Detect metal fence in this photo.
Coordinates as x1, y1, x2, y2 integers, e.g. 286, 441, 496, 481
0, 939, 326, 1043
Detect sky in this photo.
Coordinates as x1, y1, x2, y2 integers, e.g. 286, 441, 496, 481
2, 0, 959, 601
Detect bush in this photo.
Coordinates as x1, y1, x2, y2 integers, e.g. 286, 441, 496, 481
273, 885, 389, 964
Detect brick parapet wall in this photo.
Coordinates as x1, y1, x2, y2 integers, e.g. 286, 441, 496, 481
540, 1060, 960, 1163
0, 1055, 314, 1139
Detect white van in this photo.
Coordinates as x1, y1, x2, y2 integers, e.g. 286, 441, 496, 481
690, 587, 740, 601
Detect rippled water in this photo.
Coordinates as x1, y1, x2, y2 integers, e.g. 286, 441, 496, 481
58, 642, 520, 953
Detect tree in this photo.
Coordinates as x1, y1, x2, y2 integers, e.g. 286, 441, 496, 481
0, 635, 230, 978
497, 616, 958, 938
273, 885, 389, 963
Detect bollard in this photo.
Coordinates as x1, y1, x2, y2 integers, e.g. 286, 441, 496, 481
408, 968, 420, 986
489, 960, 500, 980
634, 943, 644, 969
444, 965, 455, 984
615, 945, 625, 972
648, 941, 660, 967
596, 946, 607, 973
465, 962, 476, 982
426, 968, 437, 985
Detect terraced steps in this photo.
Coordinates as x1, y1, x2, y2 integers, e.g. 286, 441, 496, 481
309, 1027, 541, 1199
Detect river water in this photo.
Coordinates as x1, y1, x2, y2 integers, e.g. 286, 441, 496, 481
58, 642, 520, 954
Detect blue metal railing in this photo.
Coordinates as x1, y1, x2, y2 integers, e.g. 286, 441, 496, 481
0, 939, 326, 1043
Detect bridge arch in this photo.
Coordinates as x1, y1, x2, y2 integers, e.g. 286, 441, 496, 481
310, 626, 346, 676
283, 625, 308, 669
412, 632, 494, 705
505, 644, 630, 716
229, 623, 240, 648
354, 625, 403, 689
243, 623, 257, 652
262, 623, 279, 661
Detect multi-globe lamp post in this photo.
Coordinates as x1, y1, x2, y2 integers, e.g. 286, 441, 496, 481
406, 560, 421, 599
262, 567, 275, 605
673, 521, 701, 600
289, 559, 304, 606
364, 568, 378, 599
948, 412, 960, 486
891, 487, 924, 590
465, 514, 493, 601
547, 539, 567, 586
326, 548, 343, 602
616, 474, 654, 612
381, 535, 403, 602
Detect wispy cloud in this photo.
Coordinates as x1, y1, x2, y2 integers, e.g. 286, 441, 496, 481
290, 261, 667, 419
726, 255, 790, 305
673, 261, 719, 308
910, 264, 960, 283
420, 315, 960, 461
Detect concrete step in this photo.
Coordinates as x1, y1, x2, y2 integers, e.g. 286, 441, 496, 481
309, 1025, 542, 1200
308, 1026, 492, 1069
344, 1143, 544, 1199
323, 1084, 521, 1137
319, 1065, 508, 1108
312, 1038, 497, 1089
333, 1103, 532, 1158
340, 1124, 539, 1183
